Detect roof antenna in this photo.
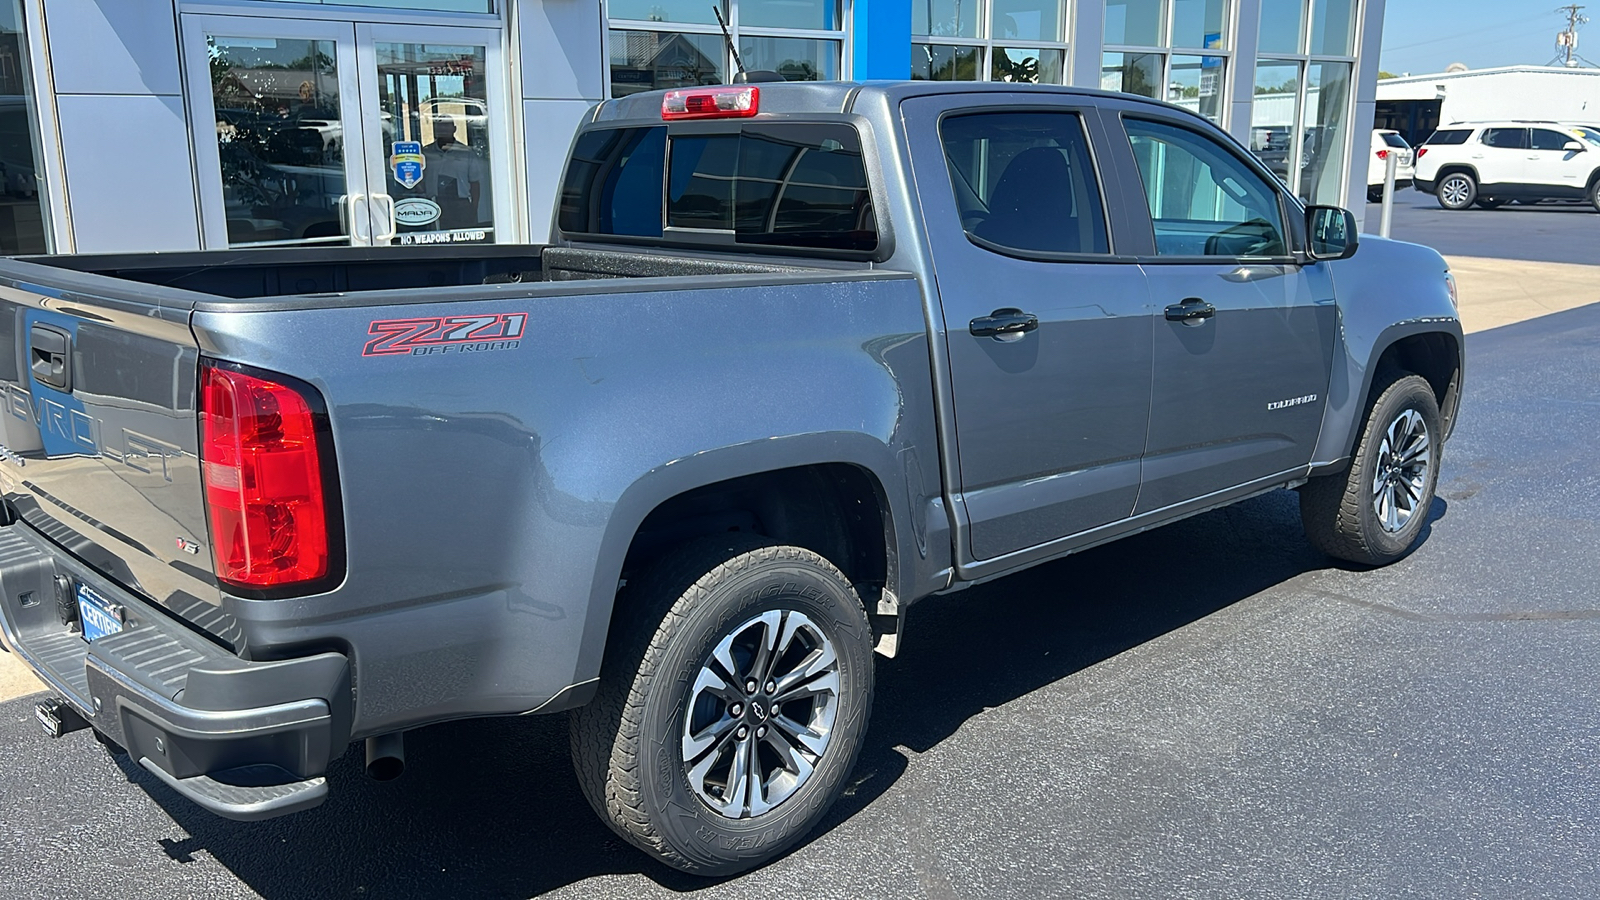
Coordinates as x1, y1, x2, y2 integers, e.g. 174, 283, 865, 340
713, 7, 748, 82
711, 7, 785, 83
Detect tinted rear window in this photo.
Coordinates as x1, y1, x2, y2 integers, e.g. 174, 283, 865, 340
1424, 129, 1471, 145
559, 123, 877, 253
1482, 127, 1529, 149
1381, 132, 1410, 148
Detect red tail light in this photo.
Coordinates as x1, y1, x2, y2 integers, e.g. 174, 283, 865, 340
1416, 147, 1428, 158
200, 362, 336, 591
1376, 149, 1389, 159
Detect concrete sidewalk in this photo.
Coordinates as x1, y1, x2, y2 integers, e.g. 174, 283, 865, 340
1444, 256, 1600, 333
0, 253, 1593, 706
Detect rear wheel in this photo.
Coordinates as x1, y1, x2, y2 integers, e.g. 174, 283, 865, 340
1588, 179, 1600, 212
1436, 172, 1477, 210
1300, 373, 1442, 566
570, 536, 874, 876
1368, 185, 1384, 203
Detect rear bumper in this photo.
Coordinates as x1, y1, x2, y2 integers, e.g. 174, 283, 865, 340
1414, 178, 1436, 195
0, 522, 350, 821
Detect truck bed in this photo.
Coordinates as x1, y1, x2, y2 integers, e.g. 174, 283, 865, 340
27, 244, 847, 301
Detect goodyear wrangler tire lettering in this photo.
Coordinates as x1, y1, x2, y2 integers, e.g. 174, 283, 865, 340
569, 536, 875, 876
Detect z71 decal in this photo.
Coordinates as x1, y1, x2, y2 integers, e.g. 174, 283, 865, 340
363, 313, 526, 357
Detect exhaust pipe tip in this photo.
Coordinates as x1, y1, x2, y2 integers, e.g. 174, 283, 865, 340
365, 732, 405, 781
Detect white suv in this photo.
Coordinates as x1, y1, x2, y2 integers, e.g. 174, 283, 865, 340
1413, 121, 1600, 211
1368, 130, 1415, 202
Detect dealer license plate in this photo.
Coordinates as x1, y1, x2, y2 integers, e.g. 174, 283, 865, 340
77, 584, 124, 643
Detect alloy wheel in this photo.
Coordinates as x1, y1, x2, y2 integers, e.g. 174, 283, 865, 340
681, 609, 841, 819
1372, 408, 1432, 533
1440, 176, 1472, 208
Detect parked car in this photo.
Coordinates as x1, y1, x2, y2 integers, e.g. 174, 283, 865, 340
0, 82, 1464, 876
1368, 129, 1415, 201
1414, 120, 1600, 210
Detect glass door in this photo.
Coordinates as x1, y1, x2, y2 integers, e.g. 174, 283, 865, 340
183, 16, 375, 248
355, 24, 513, 246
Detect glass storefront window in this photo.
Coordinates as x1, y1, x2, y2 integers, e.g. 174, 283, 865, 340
607, 0, 722, 25
912, 44, 981, 80
990, 0, 1064, 43
741, 0, 839, 30
992, 47, 1064, 83
1250, 61, 1300, 186
609, 30, 725, 96
0, 1, 47, 254
1257, 0, 1304, 54
207, 36, 349, 246
913, 0, 981, 39
1101, 51, 1162, 98
1171, 0, 1228, 50
1301, 60, 1351, 204
1104, 0, 1164, 47
1168, 55, 1225, 123
738, 37, 839, 82
375, 42, 495, 241
1309, 0, 1356, 56
268, 0, 494, 10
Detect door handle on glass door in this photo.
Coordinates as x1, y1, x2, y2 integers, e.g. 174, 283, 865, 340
969, 308, 1039, 340
372, 194, 397, 243
1164, 298, 1216, 322
343, 194, 371, 245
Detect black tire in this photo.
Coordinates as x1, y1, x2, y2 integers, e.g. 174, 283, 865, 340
1474, 197, 1505, 209
1435, 171, 1477, 210
1368, 186, 1384, 203
1299, 373, 1442, 566
1588, 179, 1600, 213
570, 535, 875, 876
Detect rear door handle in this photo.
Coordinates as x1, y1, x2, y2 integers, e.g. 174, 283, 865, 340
969, 308, 1039, 339
1164, 298, 1216, 322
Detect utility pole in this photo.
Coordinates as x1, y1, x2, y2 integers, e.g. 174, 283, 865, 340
1555, 4, 1589, 67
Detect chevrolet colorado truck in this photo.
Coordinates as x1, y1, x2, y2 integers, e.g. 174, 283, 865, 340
0, 82, 1463, 875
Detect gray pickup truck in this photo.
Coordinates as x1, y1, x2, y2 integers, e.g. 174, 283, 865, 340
0, 82, 1461, 875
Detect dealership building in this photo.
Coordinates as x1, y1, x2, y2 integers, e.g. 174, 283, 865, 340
0, 0, 1384, 256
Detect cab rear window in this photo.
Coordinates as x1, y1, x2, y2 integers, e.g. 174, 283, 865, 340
558, 123, 877, 253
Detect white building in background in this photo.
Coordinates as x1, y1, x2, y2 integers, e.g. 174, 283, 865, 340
1376, 65, 1600, 144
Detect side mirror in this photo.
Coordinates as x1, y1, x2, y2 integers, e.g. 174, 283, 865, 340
1306, 206, 1359, 261
1564, 140, 1587, 152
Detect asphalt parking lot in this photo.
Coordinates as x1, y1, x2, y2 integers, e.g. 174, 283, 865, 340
2, 296, 1598, 896
1370, 191, 1600, 266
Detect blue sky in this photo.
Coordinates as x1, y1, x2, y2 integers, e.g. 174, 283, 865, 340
1380, 0, 1585, 75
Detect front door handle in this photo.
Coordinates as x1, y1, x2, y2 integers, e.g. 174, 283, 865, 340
969, 308, 1039, 339
1164, 298, 1216, 322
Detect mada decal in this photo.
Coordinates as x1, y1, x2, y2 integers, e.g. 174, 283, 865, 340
393, 197, 442, 227
363, 313, 526, 357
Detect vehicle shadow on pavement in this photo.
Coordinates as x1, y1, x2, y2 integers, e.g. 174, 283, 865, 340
119, 488, 1446, 899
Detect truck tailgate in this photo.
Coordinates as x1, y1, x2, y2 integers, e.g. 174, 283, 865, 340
0, 265, 233, 647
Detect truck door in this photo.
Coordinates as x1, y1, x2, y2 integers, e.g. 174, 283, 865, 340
902, 96, 1155, 562
1105, 111, 1337, 513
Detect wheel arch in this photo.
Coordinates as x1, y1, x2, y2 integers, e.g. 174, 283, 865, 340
1434, 163, 1480, 185
575, 436, 916, 686
1313, 322, 1465, 474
